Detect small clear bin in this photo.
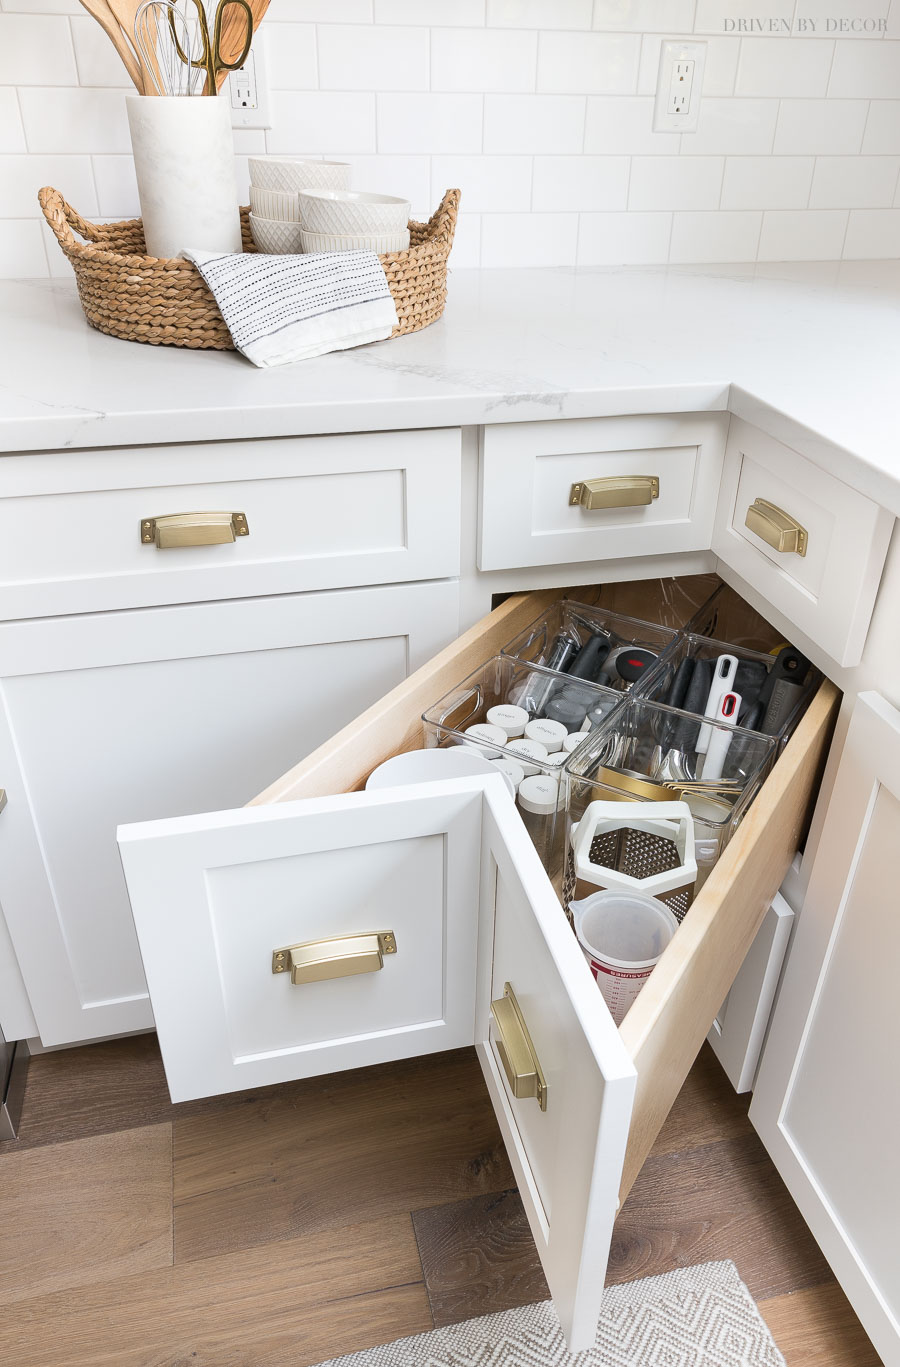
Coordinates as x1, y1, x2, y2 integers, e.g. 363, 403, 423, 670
500, 600, 680, 697
562, 695, 777, 913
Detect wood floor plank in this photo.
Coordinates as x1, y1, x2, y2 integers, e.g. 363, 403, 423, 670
0, 1214, 430, 1367
649, 1043, 752, 1159
609, 1131, 832, 1301
758, 1283, 883, 1367
412, 1189, 549, 1328
173, 1047, 513, 1263
0, 1124, 173, 1305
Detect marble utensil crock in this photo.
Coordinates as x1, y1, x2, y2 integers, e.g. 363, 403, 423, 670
126, 95, 242, 260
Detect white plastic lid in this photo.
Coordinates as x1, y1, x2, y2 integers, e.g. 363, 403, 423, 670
543, 750, 568, 770
517, 774, 561, 814
463, 723, 508, 756
524, 718, 568, 752
505, 738, 549, 776
563, 732, 586, 754
489, 757, 526, 792
486, 704, 529, 738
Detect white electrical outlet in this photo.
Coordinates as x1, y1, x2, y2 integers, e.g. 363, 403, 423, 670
227, 41, 271, 130
653, 40, 706, 133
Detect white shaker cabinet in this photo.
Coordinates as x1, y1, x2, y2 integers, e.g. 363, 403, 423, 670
0, 579, 459, 1046
751, 691, 900, 1366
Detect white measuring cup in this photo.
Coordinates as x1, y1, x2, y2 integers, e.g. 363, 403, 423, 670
571, 889, 679, 1026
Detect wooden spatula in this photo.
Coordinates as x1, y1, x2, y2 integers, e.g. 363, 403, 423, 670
214, 0, 269, 90
78, 0, 144, 91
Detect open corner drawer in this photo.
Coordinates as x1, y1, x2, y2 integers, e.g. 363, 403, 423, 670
117, 582, 839, 1351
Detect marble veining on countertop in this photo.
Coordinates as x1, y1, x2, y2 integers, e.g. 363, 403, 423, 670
2, 261, 899, 513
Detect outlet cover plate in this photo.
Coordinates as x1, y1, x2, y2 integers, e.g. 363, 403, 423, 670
653, 39, 707, 133
227, 41, 271, 130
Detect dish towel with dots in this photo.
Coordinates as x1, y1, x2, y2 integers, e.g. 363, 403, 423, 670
184, 247, 398, 367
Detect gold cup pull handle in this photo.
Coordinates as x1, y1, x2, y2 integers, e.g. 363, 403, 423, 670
570, 474, 660, 510
272, 931, 397, 986
744, 498, 808, 557
490, 983, 548, 1111
140, 512, 250, 549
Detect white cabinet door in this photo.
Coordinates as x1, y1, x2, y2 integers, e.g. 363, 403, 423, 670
0, 580, 459, 1047
117, 775, 636, 1351
750, 692, 900, 1366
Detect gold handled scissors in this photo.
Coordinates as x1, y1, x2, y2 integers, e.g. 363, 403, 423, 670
171, 0, 253, 96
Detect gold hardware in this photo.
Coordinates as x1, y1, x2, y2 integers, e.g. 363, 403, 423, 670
570, 475, 659, 511
490, 983, 548, 1111
140, 512, 249, 549
0, 790, 6, 815
744, 498, 808, 557
272, 931, 397, 985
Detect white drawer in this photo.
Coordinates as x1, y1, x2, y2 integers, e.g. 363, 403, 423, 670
712, 419, 893, 668
478, 414, 726, 572
0, 428, 461, 618
116, 584, 836, 1351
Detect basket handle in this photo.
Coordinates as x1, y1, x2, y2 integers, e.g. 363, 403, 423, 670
429, 187, 461, 242
38, 186, 106, 247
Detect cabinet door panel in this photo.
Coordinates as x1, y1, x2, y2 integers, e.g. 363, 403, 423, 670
751, 692, 900, 1366
0, 581, 459, 1046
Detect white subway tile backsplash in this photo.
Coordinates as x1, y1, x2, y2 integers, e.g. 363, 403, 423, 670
775, 99, 868, 155
863, 102, 900, 155
721, 155, 814, 209
318, 24, 427, 92
268, 0, 372, 20
810, 156, 900, 209
376, 0, 485, 22
688, 98, 777, 155
0, 89, 25, 151
431, 27, 536, 93
736, 39, 834, 97
18, 87, 130, 153
268, 92, 376, 153
594, 1, 694, 33
694, 0, 793, 35
481, 211, 578, 265
0, 218, 48, 276
336, 153, 430, 213
669, 210, 762, 262
0, 0, 81, 11
537, 31, 639, 94
532, 154, 628, 210
0, 13, 75, 84
638, 35, 739, 96
263, 24, 317, 91
843, 208, 900, 257
485, 94, 584, 153
447, 210, 482, 265
91, 153, 138, 217
431, 154, 531, 211
70, 15, 131, 88
795, 0, 890, 38
379, 93, 482, 153
758, 208, 849, 259
585, 95, 680, 154
628, 155, 723, 209
576, 209, 671, 263
829, 41, 900, 98
0, 152, 96, 215
487, 0, 593, 29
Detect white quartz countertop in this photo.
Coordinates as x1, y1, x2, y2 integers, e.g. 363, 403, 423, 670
2, 261, 900, 514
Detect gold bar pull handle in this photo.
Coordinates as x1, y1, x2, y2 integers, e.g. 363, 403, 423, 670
570, 475, 659, 511
744, 498, 808, 557
272, 931, 397, 986
0, 790, 6, 815
140, 512, 250, 549
490, 983, 548, 1111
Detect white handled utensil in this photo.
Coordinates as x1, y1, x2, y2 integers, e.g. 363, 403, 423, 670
701, 690, 742, 781
696, 653, 739, 755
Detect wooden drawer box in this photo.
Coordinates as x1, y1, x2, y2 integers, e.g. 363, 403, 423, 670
0, 428, 461, 619
116, 581, 837, 1351
478, 415, 727, 572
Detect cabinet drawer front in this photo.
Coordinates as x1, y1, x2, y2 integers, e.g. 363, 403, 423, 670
0, 428, 461, 618
478, 415, 726, 572
712, 419, 893, 668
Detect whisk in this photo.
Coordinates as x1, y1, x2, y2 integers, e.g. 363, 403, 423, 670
133, 0, 203, 95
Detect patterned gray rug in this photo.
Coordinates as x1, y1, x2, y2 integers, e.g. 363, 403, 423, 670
313, 1261, 785, 1367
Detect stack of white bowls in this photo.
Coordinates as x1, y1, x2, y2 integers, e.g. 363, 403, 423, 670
247, 157, 351, 254
298, 190, 411, 255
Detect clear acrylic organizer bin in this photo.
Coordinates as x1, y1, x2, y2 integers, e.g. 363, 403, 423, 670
421, 655, 626, 883
500, 600, 680, 698
562, 695, 777, 912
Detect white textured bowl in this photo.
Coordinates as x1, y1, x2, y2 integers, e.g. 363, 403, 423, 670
300, 227, 411, 255
298, 189, 411, 236
249, 186, 301, 222
248, 157, 351, 194
249, 213, 304, 255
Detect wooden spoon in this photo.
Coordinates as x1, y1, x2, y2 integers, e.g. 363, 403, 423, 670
214, 0, 269, 90
78, 0, 144, 92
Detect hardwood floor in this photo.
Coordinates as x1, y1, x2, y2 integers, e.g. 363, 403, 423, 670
0, 1037, 882, 1366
